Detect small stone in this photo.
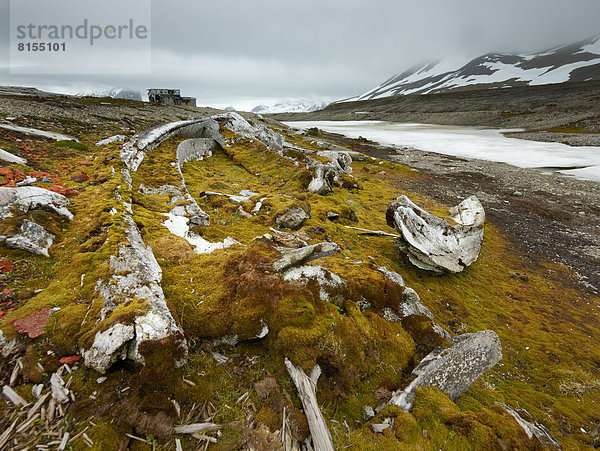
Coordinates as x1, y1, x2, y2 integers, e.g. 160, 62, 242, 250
16, 176, 37, 187
97, 376, 108, 384
362, 405, 375, 420
275, 203, 311, 230
326, 211, 340, 221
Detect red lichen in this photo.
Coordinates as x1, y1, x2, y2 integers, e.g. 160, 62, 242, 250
59, 355, 81, 364
0, 261, 15, 272
11, 308, 53, 339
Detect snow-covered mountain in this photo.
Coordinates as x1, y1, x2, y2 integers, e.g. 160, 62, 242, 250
76, 88, 142, 101
251, 100, 328, 114
346, 35, 600, 101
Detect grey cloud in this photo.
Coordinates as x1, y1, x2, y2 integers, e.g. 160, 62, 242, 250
0, 0, 599, 108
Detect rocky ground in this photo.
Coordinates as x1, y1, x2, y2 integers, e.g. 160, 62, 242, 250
310, 131, 600, 296
0, 88, 598, 450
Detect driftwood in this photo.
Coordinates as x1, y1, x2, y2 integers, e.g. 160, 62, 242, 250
343, 225, 400, 238
284, 358, 334, 451
174, 422, 221, 434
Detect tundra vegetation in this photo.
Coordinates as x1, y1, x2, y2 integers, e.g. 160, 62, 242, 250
0, 94, 598, 450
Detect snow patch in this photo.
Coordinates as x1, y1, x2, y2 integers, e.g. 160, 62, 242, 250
163, 211, 239, 254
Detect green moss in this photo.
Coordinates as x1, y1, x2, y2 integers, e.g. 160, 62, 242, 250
56, 140, 88, 150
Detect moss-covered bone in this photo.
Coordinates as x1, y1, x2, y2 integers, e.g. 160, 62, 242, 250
273, 242, 340, 272
82, 215, 187, 373
389, 330, 502, 411
5, 219, 55, 256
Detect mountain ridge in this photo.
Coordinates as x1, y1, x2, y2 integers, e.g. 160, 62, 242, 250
344, 34, 600, 101
252, 99, 327, 114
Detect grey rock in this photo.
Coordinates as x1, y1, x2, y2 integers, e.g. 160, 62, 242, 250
362, 405, 375, 420
326, 211, 340, 221
0, 187, 73, 221
139, 183, 209, 227
401, 287, 434, 320
317, 150, 353, 175
273, 242, 340, 272
6, 219, 55, 256
283, 265, 345, 306
376, 265, 405, 286
201, 190, 258, 205
496, 403, 562, 450
386, 195, 485, 273
307, 163, 336, 195
275, 204, 311, 230
376, 265, 449, 340
389, 330, 502, 411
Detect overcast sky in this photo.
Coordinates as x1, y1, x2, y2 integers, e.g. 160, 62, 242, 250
1, 0, 599, 110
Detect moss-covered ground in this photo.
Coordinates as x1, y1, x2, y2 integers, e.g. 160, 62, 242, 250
0, 99, 598, 449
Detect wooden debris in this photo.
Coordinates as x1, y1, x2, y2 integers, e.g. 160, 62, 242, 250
10, 359, 22, 386
175, 438, 183, 451
2, 384, 28, 407
174, 423, 221, 434
182, 376, 196, 386
284, 358, 334, 451
126, 433, 151, 444
58, 432, 70, 450
193, 434, 218, 443
343, 225, 399, 237
50, 373, 69, 403
172, 399, 181, 418
83, 432, 94, 447
28, 393, 49, 418
16, 413, 40, 433
0, 418, 19, 449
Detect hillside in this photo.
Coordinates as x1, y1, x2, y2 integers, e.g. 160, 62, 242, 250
344, 35, 600, 100
0, 90, 598, 450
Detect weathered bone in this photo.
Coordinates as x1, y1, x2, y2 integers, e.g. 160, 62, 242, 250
386, 195, 485, 273
284, 359, 334, 451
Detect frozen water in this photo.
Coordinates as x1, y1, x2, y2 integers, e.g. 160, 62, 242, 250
284, 121, 600, 182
